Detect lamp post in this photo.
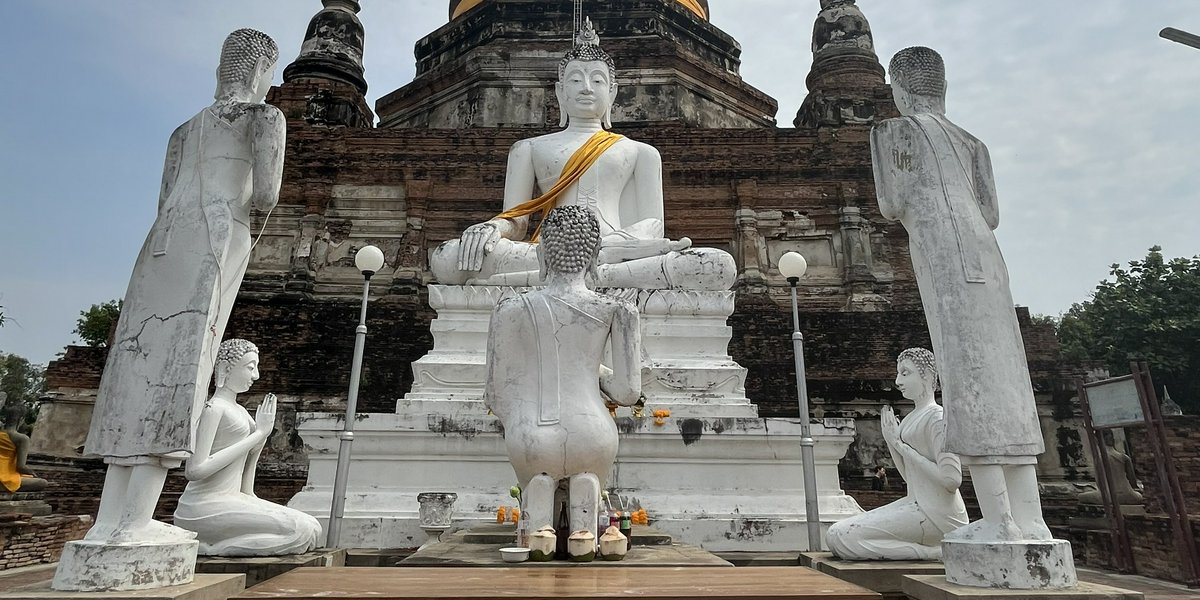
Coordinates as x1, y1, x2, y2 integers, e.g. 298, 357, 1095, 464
779, 251, 821, 551
326, 245, 385, 548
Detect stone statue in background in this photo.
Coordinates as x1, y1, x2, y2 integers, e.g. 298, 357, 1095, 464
174, 339, 321, 556
1, 395, 49, 493
82, 28, 285, 545
429, 19, 735, 291
871, 47, 1075, 588
827, 349, 968, 560
1079, 430, 1143, 506
484, 205, 642, 558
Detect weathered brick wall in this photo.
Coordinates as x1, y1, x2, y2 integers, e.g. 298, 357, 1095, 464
1128, 415, 1200, 516
1076, 514, 1200, 583
0, 514, 91, 571
27, 455, 308, 523
44, 346, 107, 390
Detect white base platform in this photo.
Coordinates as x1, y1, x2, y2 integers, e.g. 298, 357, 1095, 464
943, 538, 1078, 589
51, 539, 199, 591
289, 412, 863, 551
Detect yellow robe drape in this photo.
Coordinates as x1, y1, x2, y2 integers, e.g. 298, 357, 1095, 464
0, 432, 23, 493
495, 130, 624, 241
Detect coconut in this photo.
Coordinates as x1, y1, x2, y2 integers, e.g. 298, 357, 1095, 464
599, 525, 628, 560
567, 529, 596, 562
528, 525, 556, 561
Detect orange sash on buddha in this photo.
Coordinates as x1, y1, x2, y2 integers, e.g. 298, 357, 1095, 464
0, 432, 22, 493
495, 129, 624, 241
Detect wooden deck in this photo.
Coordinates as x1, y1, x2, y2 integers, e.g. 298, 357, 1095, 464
238, 566, 880, 600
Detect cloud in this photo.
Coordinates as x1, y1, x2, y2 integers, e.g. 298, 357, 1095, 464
1, 0, 1198, 364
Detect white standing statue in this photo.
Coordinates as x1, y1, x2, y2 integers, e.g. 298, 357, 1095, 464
484, 205, 642, 558
827, 349, 968, 560
54, 29, 285, 592
871, 47, 1076, 588
81, 28, 284, 545
174, 339, 322, 556
430, 18, 735, 291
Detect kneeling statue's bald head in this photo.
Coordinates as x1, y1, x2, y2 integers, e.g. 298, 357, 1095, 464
540, 206, 601, 276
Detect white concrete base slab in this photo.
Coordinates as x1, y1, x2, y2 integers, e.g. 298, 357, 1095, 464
4, 574, 243, 600
903, 574, 1142, 600
51, 540, 199, 592
289, 412, 863, 551
943, 539, 1078, 590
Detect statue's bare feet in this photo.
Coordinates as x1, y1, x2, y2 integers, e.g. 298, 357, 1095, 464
944, 515, 1022, 543
107, 520, 197, 544
83, 522, 117, 542
1018, 518, 1052, 541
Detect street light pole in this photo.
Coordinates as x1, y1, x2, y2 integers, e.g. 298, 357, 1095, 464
326, 245, 385, 548
1161, 27, 1200, 50
779, 251, 821, 551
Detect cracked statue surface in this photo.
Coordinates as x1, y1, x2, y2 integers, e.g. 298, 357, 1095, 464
429, 18, 736, 291
81, 28, 285, 545
871, 46, 1075, 588
484, 205, 642, 559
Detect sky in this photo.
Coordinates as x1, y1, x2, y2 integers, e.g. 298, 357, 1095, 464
1, 0, 1198, 366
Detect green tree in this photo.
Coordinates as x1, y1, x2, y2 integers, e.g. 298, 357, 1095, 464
0, 352, 46, 433
1058, 246, 1200, 414
74, 300, 122, 347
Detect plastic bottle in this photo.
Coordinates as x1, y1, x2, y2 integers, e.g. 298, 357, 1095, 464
619, 510, 633, 552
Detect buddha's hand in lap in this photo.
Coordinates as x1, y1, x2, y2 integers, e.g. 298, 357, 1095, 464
254, 393, 277, 438
459, 222, 502, 272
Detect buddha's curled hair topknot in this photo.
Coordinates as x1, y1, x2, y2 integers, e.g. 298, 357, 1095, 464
218, 28, 279, 86
889, 46, 946, 98
216, 338, 259, 367
540, 206, 601, 275
897, 347, 939, 391
558, 18, 617, 84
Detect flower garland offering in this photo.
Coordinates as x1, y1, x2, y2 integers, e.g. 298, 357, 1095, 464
496, 506, 509, 523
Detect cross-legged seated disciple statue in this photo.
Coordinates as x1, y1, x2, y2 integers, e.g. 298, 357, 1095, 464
0, 396, 49, 494
174, 339, 321, 556
82, 29, 285, 544
430, 19, 735, 291
871, 47, 1051, 544
484, 205, 642, 558
827, 349, 969, 560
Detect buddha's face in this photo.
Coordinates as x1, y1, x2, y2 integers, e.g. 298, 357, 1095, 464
894, 358, 930, 402
557, 60, 614, 121
220, 351, 261, 395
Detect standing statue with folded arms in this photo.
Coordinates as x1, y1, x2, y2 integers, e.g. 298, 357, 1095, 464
82, 28, 285, 545
871, 46, 1075, 588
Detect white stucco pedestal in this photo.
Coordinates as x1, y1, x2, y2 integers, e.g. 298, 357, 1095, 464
289, 413, 861, 550
289, 284, 863, 550
943, 539, 1078, 589
51, 539, 199, 591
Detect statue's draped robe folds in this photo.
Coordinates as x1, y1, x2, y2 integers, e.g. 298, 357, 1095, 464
827, 402, 969, 559
484, 293, 640, 485
174, 401, 321, 555
870, 113, 1043, 460
87, 108, 268, 462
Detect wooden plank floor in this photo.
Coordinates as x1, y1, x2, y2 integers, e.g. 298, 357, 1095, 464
238, 566, 879, 600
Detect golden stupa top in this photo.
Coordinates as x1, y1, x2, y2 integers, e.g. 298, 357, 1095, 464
450, 0, 708, 21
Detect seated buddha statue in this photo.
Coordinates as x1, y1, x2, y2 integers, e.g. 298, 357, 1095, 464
0, 395, 49, 494
429, 18, 736, 291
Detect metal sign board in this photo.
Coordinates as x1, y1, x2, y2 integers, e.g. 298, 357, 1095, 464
1085, 377, 1145, 428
